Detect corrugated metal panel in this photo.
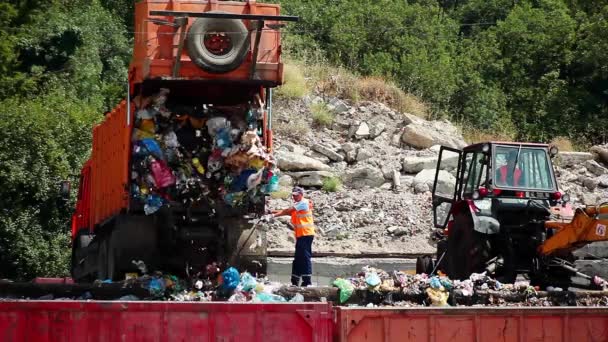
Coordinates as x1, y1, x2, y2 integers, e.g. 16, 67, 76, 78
336, 307, 608, 342
90, 100, 132, 229
0, 301, 333, 342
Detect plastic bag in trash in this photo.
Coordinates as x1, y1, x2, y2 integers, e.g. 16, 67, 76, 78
240, 272, 257, 292
253, 293, 286, 303
216, 127, 233, 149
228, 291, 248, 302
333, 278, 355, 304
136, 138, 164, 160
221, 267, 240, 292
429, 276, 442, 290
144, 194, 164, 215
150, 158, 176, 188
206, 117, 228, 136
365, 272, 381, 287
289, 293, 305, 302
426, 287, 449, 306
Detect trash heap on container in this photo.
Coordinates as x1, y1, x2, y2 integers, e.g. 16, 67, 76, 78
130, 88, 279, 215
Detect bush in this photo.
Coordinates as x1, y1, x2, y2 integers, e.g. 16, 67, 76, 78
322, 176, 342, 192
310, 103, 334, 127
276, 63, 308, 99
356, 77, 429, 118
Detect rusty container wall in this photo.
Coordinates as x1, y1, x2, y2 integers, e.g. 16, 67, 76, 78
90, 100, 132, 229
0, 301, 333, 342
336, 307, 608, 342
131, 0, 284, 85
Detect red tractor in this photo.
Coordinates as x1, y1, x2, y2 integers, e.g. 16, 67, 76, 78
419, 142, 606, 289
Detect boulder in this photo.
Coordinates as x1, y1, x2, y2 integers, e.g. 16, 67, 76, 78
276, 150, 331, 171
413, 169, 456, 194
341, 142, 359, 163
556, 152, 594, 168
341, 167, 385, 189
289, 171, 335, 187
328, 97, 349, 113
349, 122, 370, 139
369, 122, 386, 138
313, 144, 344, 162
387, 226, 409, 236
278, 174, 294, 187
581, 192, 600, 206
585, 159, 608, 176
590, 145, 608, 165
582, 177, 600, 191
599, 175, 608, 188
356, 148, 373, 162
279, 142, 306, 155
401, 119, 466, 150
402, 154, 459, 174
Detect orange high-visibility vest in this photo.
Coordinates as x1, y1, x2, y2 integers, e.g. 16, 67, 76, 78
291, 199, 315, 238
498, 165, 521, 186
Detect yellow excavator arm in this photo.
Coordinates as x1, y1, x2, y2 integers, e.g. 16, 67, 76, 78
540, 203, 608, 256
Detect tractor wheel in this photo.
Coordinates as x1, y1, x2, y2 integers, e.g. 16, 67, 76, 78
445, 215, 490, 280
416, 256, 435, 275
186, 11, 250, 73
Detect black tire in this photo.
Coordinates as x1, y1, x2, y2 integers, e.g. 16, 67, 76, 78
445, 214, 490, 280
416, 256, 434, 275
186, 12, 250, 73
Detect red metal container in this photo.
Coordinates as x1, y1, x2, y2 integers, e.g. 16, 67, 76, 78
335, 307, 608, 342
0, 301, 333, 342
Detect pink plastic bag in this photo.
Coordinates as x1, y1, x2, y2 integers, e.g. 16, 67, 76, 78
150, 158, 175, 188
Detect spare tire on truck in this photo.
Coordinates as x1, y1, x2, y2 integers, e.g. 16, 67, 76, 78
186, 11, 250, 73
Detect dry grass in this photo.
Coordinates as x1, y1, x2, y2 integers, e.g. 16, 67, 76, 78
274, 117, 310, 139
270, 189, 291, 199
550, 136, 574, 152
310, 103, 334, 127
276, 64, 308, 99
356, 77, 430, 118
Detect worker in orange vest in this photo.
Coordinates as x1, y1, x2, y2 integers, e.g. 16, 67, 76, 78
496, 151, 522, 187
272, 186, 315, 286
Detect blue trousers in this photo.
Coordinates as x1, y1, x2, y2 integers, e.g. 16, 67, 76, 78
291, 235, 314, 286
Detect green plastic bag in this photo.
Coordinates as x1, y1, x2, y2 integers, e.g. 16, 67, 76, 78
333, 278, 355, 304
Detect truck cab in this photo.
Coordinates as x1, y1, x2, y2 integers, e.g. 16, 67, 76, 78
70, 0, 297, 282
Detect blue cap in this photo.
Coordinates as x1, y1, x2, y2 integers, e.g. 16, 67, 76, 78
292, 186, 305, 195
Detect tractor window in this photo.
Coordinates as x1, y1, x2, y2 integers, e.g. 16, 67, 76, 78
463, 152, 487, 195
494, 146, 554, 190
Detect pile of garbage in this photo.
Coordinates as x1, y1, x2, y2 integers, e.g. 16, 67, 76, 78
130, 88, 279, 214
120, 265, 300, 303
331, 266, 608, 307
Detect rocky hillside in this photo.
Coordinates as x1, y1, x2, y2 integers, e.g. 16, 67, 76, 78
265, 95, 608, 255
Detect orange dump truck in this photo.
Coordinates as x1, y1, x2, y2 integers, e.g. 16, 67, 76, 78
69, 0, 298, 281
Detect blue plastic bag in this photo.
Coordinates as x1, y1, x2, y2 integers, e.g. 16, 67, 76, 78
216, 128, 233, 149
221, 267, 240, 292
135, 138, 164, 160
240, 272, 257, 292
365, 273, 381, 287
429, 276, 442, 289
254, 293, 286, 303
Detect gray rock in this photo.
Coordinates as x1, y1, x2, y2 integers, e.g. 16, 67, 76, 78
369, 122, 386, 138
599, 175, 608, 188
575, 259, 608, 279
328, 97, 349, 113
341, 167, 385, 189
279, 142, 306, 155
581, 192, 600, 206
380, 183, 393, 190
276, 150, 331, 171
350, 122, 370, 139
387, 226, 409, 236
289, 171, 335, 187
401, 119, 466, 150
400, 175, 415, 189
590, 145, 608, 166
556, 152, 594, 168
585, 159, 608, 176
356, 148, 373, 162
313, 144, 344, 162
278, 175, 294, 187
402, 156, 436, 174
413, 169, 456, 194
582, 177, 600, 191
308, 151, 331, 164
573, 241, 608, 259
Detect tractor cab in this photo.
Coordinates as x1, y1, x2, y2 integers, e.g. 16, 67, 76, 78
424, 142, 569, 283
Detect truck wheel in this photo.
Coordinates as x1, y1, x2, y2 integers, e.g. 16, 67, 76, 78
186, 12, 250, 73
71, 231, 93, 281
